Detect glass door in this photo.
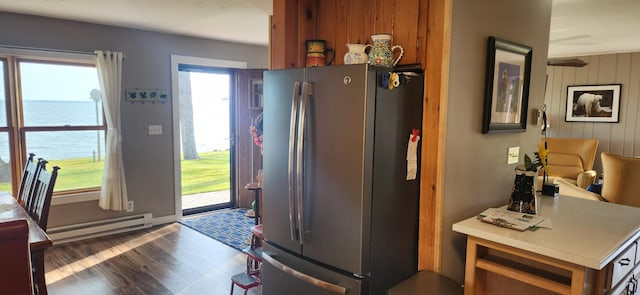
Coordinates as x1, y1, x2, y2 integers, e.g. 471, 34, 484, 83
178, 65, 235, 215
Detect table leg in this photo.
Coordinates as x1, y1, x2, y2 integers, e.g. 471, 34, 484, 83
570, 268, 585, 295
32, 249, 47, 295
464, 237, 479, 295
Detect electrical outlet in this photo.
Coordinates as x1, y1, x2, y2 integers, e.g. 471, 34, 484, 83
507, 146, 519, 164
148, 125, 162, 135
127, 201, 134, 212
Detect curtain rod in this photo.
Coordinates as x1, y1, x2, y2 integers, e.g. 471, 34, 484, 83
0, 45, 126, 59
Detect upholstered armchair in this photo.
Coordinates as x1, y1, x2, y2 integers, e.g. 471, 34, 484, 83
540, 137, 599, 189
600, 152, 640, 207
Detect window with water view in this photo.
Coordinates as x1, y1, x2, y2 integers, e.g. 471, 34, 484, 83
0, 56, 105, 194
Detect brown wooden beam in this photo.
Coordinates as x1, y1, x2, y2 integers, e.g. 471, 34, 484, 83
419, 0, 451, 272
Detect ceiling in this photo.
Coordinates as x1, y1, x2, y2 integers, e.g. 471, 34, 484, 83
0, 0, 273, 46
549, 0, 640, 57
0, 0, 638, 57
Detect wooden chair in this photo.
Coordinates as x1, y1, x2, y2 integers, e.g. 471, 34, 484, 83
26, 160, 59, 231
25, 160, 59, 295
0, 219, 34, 295
17, 153, 39, 209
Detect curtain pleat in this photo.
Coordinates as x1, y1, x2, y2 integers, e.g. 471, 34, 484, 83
95, 50, 128, 211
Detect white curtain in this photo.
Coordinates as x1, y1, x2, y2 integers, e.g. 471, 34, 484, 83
95, 50, 128, 211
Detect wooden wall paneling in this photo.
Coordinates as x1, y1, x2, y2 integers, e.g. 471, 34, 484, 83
551, 68, 565, 137
298, 0, 317, 67
374, 0, 393, 35
586, 56, 601, 148
333, 1, 350, 65
618, 53, 632, 156
596, 55, 618, 154
269, 15, 273, 69
552, 69, 566, 137
544, 69, 558, 136
558, 67, 576, 138
392, 0, 420, 65
271, 0, 301, 69
416, 0, 428, 66
314, 0, 337, 63
573, 62, 590, 139
615, 53, 632, 156
420, 0, 451, 272
235, 69, 264, 208
334, 1, 351, 65
311, 0, 428, 66
348, 0, 367, 46
584, 56, 609, 143
363, 0, 377, 45
628, 53, 640, 156
585, 55, 600, 142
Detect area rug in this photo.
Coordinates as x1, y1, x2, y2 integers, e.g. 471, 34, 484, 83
180, 208, 255, 251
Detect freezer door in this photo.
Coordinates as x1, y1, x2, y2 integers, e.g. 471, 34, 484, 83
262, 243, 367, 295
299, 64, 375, 276
263, 68, 305, 254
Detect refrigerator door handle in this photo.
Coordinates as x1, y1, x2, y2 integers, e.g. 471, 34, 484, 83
288, 81, 302, 241
263, 252, 348, 295
297, 81, 311, 244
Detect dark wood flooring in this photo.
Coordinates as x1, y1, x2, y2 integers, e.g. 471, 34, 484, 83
44, 222, 261, 295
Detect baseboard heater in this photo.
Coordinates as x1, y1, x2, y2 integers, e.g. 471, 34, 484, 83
48, 213, 153, 244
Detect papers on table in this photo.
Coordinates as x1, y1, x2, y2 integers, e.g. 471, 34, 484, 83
477, 208, 550, 231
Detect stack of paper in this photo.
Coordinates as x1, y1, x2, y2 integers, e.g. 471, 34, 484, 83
477, 208, 547, 231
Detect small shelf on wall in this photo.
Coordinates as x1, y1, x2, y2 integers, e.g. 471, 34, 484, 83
125, 89, 169, 104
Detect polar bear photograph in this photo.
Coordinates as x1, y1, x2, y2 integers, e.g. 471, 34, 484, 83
566, 84, 620, 122
572, 92, 613, 117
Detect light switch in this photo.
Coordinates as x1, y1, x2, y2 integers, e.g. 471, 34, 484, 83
507, 146, 519, 164
149, 125, 162, 135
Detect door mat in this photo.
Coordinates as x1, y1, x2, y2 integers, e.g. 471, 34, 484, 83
179, 208, 254, 251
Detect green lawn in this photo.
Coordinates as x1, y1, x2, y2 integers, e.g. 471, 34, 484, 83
0, 151, 230, 194
180, 151, 231, 195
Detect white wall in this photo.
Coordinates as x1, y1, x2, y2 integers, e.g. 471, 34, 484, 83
0, 11, 268, 227
544, 52, 640, 174
441, 0, 552, 282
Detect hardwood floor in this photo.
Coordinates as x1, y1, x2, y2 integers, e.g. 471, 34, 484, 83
44, 223, 261, 295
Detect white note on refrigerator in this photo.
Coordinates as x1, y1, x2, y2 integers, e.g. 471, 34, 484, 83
406, 134, 420, 180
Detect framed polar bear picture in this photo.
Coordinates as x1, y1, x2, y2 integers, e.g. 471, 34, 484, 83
565, 84, 621, 122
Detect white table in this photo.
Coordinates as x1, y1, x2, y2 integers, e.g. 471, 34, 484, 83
453, 195, 640, 295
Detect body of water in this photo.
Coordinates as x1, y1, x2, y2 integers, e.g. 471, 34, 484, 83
0, 100, 228, 161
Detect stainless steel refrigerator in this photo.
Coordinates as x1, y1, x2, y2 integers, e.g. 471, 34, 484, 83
261, 64, 423, 295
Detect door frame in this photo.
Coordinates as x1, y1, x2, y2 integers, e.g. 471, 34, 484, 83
170, 55, 246, 220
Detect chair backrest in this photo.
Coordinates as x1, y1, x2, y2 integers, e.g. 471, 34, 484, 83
601, 152, 640, 207
26, 161, 60, 231
0, 219, 34, 295
542, 137, 599, 178
17, 153, 38, 208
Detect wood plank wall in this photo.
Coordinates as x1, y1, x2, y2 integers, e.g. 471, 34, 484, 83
544, 52, 640, 174
272, 0, 427, 69
270, 0, 452, 271
236, 69, 264, 208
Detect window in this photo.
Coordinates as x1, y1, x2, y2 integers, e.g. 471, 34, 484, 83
0, 54, 105, 195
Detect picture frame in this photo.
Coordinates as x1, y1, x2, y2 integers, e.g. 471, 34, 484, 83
249, 79, 263, 109
565, 84, 621, 122
482, 36, 532, 134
